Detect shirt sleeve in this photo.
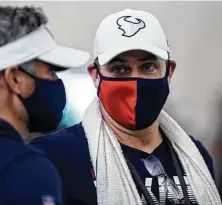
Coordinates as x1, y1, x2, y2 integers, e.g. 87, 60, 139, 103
0, 153, 63, 205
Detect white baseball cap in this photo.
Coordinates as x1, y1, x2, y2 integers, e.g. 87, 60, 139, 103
94, 9, 170, 65
0, 25, 90, 71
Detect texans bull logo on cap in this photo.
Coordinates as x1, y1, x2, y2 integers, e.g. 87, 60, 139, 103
117, 16, 146, 37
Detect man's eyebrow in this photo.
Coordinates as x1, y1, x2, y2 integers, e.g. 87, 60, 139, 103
138, 55, 158, 61
108, 57, 128, 65
107, 54, 159, 65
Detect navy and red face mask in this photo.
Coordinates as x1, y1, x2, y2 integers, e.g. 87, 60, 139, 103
97, 69, 169, 130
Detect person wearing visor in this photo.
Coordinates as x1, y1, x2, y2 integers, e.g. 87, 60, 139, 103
31, 9, 221, 205
0, 6, 89, 205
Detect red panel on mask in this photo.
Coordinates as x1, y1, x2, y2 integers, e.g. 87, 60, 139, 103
99, 80, 137, 129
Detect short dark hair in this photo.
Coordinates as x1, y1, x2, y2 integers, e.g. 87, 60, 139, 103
93, 57, 100, 69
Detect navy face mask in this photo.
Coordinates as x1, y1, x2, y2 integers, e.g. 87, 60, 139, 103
98, 71, 169, 130
19, 69, 66, 133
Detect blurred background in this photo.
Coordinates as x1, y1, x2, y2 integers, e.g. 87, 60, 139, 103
1, 1, 222, 192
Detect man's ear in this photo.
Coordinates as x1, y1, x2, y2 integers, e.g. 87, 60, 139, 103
4, 67, 34, 97
167, 60, 176, 84
4, 67, 22, 94
87, 64, 100, 88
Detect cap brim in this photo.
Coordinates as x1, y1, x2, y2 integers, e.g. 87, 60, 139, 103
98, 43, 168, 66
38, 45, 90, 70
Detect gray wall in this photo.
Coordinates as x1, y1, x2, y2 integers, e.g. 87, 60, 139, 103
1, 1, 222, 187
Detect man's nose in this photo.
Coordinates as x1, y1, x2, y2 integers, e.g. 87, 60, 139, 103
130, 67, 141, 78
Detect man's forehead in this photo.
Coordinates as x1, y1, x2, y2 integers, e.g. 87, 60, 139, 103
108, 50, 158, 64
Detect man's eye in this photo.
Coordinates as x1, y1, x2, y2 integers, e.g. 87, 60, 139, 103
111, 65, 130, 75
140, 63, 156, 72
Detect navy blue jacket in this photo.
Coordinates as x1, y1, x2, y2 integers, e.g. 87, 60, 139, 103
31, 123, 214, 205
0, 120, 63, 205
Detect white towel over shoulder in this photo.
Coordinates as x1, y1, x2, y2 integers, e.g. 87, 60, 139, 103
82, 97, 221, 205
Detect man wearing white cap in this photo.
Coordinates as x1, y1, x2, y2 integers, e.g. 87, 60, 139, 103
31, 9, 221, 205
0, 6, 89, 205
